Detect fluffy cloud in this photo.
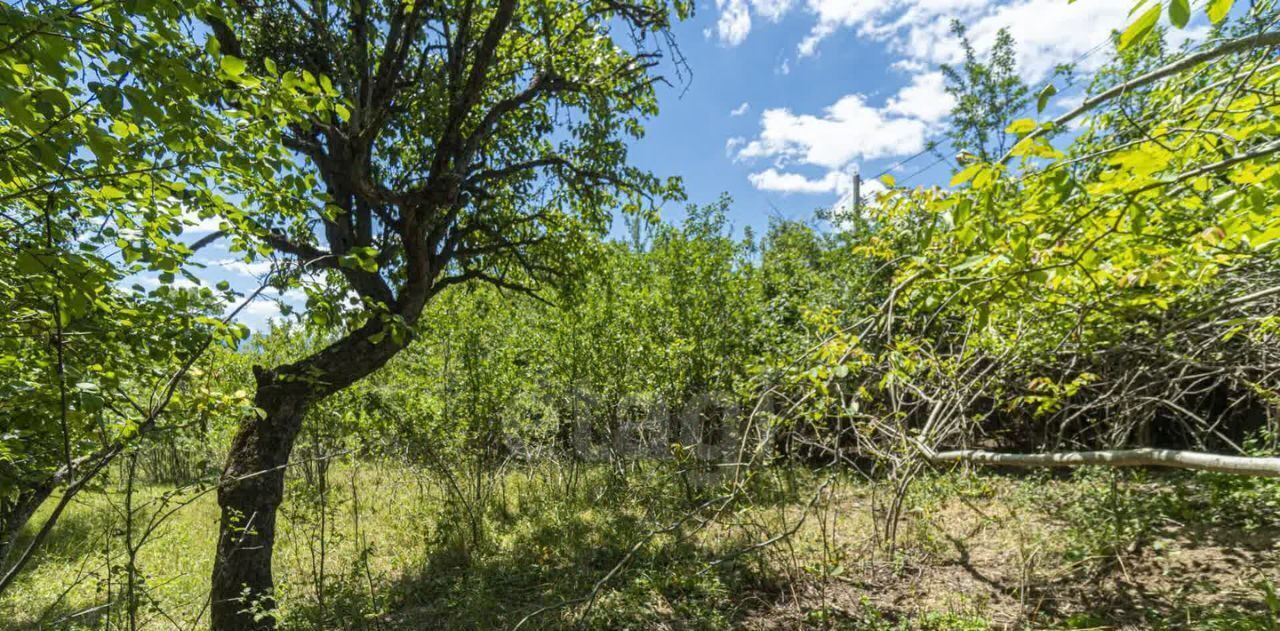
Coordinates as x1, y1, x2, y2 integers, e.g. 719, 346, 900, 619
175, 206, 225, 235
789, 0, 990, 58
215, 258, 274, 277
131, 275, 205, 291
795, 0, 887, 57
724, 0, 1161, 202
736, 93, 932, 170
231, 287, 308, 330
730, 101, 751, 116
834, 173, 887, 210
715, 0, 752, 45
748, 167, 889, 199
748, 168, 846, 194
884, 71, 953, 124
715, 0, 796, 46
717, 0, 1134, 84
735, 69, 958, 199
936, 0, 1131, 81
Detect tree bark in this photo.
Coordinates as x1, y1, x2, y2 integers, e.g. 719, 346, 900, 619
210, 317, 410, 630
210, 369, 314, 630
928, 448, 1280, 477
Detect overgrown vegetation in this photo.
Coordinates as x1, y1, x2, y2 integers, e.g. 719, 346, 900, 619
3, 0, 1280, 628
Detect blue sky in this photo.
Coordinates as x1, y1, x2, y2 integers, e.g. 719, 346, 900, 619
171, 0, 1210, 329
627, 0, 1204, 229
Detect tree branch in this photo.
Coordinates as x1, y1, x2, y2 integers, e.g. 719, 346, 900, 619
1002, 30, 1280, 164
928, 448, 1280, 477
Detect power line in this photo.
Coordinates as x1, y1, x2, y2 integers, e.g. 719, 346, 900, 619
871, 145, 932, 180
879, 30, 1119, 188
896, 156, 949, 186
865, 3, 1251, 194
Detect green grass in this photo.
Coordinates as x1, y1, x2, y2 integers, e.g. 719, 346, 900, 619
4, 462, 1279, 630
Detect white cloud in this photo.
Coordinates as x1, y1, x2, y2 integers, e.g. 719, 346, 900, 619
749, 166, 891, 200
736, 73, 951, 199
836, 172, 888, 208
725, 136, 746, 157
795, 0, 991, 58
796, 0, 884, 57
941, 0, 1130, 81
749, 168, 846, 194
752, 0, 795, 20
884, 71, 953, 124
735, 91, 931, 170
719, 0, 1134, 84
187, 216, 224, 234
241, 299, 284, 320
730, 102, 751, 117
715, 0, 752, 46
723, 0, 1205, 205
1054, 92, 1085, 113
177, 207, 225, 235
230, 287, 308, 330
215, 258, 274, 277
715, 0, 798, 45
891, 58, 928, 73
131, 274, 205, 291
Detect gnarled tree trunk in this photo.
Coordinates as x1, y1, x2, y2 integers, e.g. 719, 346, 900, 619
209, 369, 314, 630
210, 321, 408, 630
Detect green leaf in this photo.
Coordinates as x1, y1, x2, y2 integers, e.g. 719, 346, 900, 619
950, 164, 983, 188
16, 251, 47, 274
80, 392, 104, 414
86, 127, 117, 163
1168, 0, 1190, 28
220, 56, 247, 77
1119, 4, 1161, 51
1005, 118, 1036, 135
99, 186, 127, 200
1207, 0, 1233, 23
1036, 83, 1057, 114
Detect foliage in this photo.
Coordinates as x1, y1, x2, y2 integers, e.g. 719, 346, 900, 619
0, 0, 261, 565
803, 3, 1280, 465
939, 21, 1028, 162
4, 0, 1280, 627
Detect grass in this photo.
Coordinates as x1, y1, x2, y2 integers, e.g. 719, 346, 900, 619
3, 460, 1279, 630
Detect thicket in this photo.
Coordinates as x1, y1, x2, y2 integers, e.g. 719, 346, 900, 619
3, 0, 1280, 628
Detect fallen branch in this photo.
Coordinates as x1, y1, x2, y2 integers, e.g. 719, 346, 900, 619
1000, 30, 1280, 165
927, 448, 1280, 477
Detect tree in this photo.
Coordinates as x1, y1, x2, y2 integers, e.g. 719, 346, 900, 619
939, 21, 1028, 163
195, 0, 687, 626
856, 2, 1280, 473
0, 0, 253, 587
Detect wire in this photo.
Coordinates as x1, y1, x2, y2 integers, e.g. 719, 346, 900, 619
878, 29, 1120, 188
895, 156, 949, 186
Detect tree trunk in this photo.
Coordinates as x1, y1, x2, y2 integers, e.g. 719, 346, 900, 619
927, 447, 1280, 477
0, 483, 53, 572
210, 369, 314, 630
209, 318, 408, 630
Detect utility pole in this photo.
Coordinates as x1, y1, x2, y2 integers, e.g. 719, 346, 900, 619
851, 172, 862, 215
